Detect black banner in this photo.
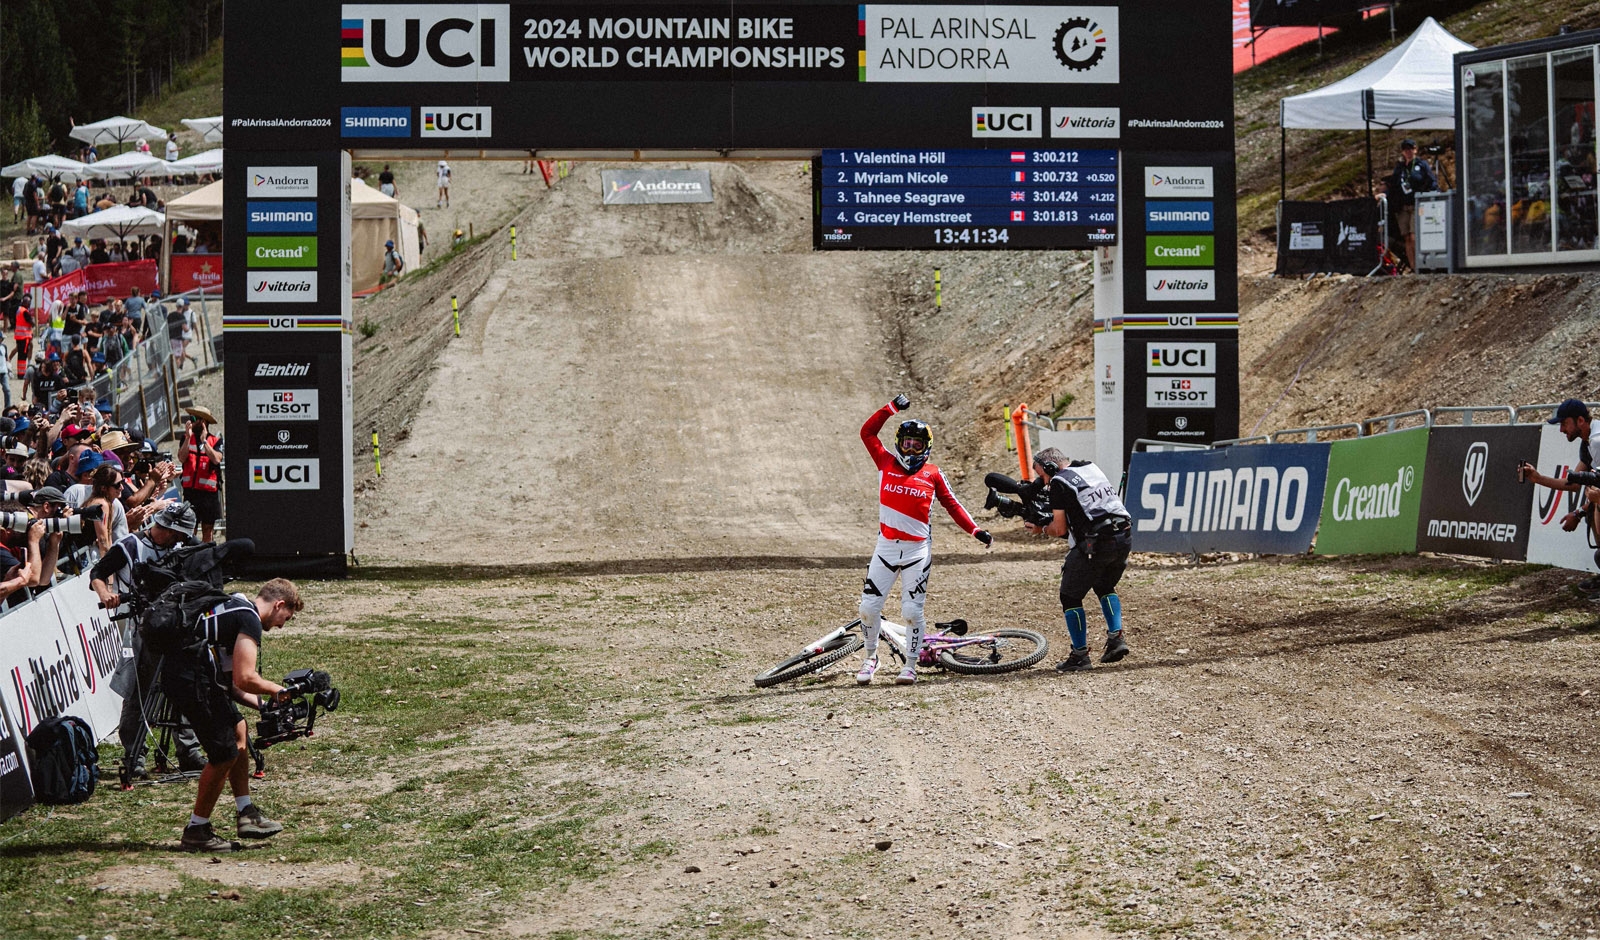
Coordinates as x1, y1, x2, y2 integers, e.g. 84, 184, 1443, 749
226, 0, 1235, 152
0, 695, 32, 823
1275, 198, 1379, 276
1415, 426, 1540, 560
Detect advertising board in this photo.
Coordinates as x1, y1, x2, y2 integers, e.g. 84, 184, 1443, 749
0, 695, 32, 822
0, 578, 127, 742
1313, 427, 1428, 556
1414, 426, 1540, 560
1525, 423, 1599, 573
601, 169, 714, 205
1128, 442, 1330, 554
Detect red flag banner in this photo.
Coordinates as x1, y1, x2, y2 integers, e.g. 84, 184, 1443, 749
169, 254, 224, 294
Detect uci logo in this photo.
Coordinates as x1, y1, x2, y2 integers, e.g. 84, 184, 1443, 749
341, 4, 511, 82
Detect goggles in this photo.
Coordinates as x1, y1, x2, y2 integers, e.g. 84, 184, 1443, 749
898, 438, 927, 455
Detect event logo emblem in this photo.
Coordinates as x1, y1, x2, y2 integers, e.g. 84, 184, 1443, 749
1174, 416, 1188, 430
340, 5, 511, 82
1053, 18, 1107, 71
1462, 441, 1488, 506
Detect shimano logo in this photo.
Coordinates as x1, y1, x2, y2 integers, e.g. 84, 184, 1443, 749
1149, 211, 1209, 222
254, 362, 312, 378
251, 210, 313, 223
346, 116, 405, 127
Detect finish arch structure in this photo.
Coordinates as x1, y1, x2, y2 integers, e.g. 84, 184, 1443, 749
224, 0, 1236, 574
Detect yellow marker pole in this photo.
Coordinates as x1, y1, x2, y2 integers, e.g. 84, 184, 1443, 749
510, 225, 518, 260
934, 268, 942, 309
451, 294, 460, 337
1003, 406, 1014, 451
371, 428, 382, 477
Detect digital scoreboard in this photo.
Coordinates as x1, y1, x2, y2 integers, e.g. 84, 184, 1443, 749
814, 149, 1118, 251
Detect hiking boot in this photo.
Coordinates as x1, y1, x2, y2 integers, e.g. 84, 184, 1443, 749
894, 666, 917, 685
1101, 631, 1131, 664
236, 805, 284, 839
1055, 648, 1093, 673
855, 656, 879, 685
180, 822, 240, 853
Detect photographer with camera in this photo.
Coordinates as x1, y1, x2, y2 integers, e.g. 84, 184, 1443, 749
178, 407, 222, 543
1015, 448, 1135, 672
161, 578, 302, 852
0, 488, 68, 601
91, 503, 207, 785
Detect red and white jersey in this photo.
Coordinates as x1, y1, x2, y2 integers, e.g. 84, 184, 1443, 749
861, 404, 978, 542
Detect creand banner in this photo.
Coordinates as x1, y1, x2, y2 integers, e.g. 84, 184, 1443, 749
1129, 442, 1330, 554
0, 575, 128, 743
601, 169, 714, 204
1526, 423, 1599, 573
1313, 428, 1428, 556
1414, 425, 1540, 561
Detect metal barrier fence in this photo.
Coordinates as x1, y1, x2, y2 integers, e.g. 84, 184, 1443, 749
54, 313, 182, 444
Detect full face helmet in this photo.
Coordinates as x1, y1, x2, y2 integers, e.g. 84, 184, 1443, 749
895, 420, 932, 473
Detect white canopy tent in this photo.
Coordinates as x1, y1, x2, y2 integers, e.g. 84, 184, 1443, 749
60, 205, 166, 241
2, 154, 92, 183
1278, 17, 1475, 198
70, 116, 168, 150
180, 116, 224, 143
168, 149, 224, 177
85, 151, 176, 180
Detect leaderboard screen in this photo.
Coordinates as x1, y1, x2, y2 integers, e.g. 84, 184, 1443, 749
814, 149, 1118, 251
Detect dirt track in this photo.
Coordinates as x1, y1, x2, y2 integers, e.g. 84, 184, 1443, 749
339, 162, 1600, 938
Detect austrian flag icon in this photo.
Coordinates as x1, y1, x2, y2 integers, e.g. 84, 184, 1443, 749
1010, 152, 1026, 163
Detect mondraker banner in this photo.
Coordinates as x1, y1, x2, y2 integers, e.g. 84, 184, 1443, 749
1128, 443, 1330, 555
1414, 426, 1540, 561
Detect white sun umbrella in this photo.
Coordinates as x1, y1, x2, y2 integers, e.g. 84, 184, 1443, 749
1, 154, 92, 182
69, 115, 168, 149
85, 150, 176, 180
168, 149, 223, 177
180, 116, 224, 143
60, 205, 166, 241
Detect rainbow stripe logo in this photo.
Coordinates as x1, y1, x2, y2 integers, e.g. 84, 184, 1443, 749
975, 114, 988, 132
341, 19, 368, 67
423, 112, 436, 131
856, 6, 866, 79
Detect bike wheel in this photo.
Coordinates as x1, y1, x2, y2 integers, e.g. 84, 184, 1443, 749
935, 629, 1048, 675
753, 627, 866, 688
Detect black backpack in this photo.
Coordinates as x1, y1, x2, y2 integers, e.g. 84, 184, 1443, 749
26, 715, 98, 804
133, 538, 254, 603
142, 580, 233, 655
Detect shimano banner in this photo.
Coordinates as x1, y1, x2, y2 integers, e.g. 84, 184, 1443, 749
601, 169, 714, 205
1129, 443, 1330, 554
1314, 428, 1428, 556
1415, 426, 1540, 560
1526, 423, 1600, 573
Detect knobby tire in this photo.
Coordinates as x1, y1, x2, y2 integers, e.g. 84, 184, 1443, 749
753, 629, 865, 688
935, 628, 1048, 675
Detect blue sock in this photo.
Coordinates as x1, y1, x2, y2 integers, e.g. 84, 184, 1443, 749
1064, 607, 1087, 651
1099, 594, 1123, 635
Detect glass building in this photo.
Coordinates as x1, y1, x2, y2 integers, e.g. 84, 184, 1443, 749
1457, 29, 1599, 267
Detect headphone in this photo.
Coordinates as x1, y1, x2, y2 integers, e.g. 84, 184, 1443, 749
1034, 455, 1060, 477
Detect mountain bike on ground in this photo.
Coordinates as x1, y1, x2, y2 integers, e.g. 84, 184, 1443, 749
753, 617, 1047, 687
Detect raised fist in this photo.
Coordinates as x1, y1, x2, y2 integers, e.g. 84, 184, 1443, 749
892, 394, 911, 411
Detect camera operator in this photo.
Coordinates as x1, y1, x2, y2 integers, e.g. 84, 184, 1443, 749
178, 407, 222, 543
162, 578, 302, 852
90, 503, 207, 785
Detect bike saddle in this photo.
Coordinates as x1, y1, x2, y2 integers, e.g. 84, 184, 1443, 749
935, 619, 968, 636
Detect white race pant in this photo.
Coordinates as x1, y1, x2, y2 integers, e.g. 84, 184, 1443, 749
858, 536, 931, 662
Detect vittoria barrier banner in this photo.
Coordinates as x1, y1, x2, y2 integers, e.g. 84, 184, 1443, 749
0, 575, 128, 742
0, 693, 32, 822
601, 169, 714, 204
1526, 423, 1600, 573
1313, 428, 1429, 556
1415, 426, 1540, 560
1129, 442, 1330, 555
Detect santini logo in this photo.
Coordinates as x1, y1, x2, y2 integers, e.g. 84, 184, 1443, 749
341, 5, 511, 82
254, 362, 311, 377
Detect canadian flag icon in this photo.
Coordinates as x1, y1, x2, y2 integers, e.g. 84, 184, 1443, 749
1010, 210, 1025, 221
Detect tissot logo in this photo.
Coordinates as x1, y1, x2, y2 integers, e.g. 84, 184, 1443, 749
248, 389, 320, 421
421, 106, 491, 136
341, 5, 511, 82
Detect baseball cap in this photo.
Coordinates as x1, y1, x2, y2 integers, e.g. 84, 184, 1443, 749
74, 451, 104, 476
1401, 138, 1417, 149
1549, 398, 1590, 424
29, 486, 67, 506
60, 423, 89, 439
385, 239, 394, 248
10, 416, 29, 434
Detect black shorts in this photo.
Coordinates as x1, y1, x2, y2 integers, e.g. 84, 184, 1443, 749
159, 657, 243, 764
184, 487, 222, 524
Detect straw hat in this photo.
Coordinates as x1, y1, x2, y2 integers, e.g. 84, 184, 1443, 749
184, 405, 218, 425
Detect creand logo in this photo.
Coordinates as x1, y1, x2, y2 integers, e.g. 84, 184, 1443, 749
1330, 466, 1414, 521
341, 5, 511, 82
1462, 441, 1488, 506
973, 107, 1042, 138
1136, 465, 1314, 534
